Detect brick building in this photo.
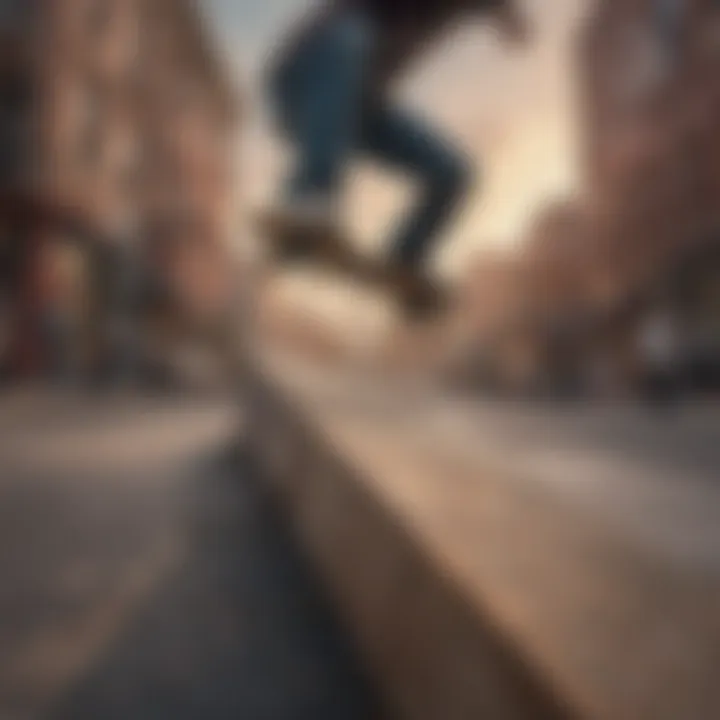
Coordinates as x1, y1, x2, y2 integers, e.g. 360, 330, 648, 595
572, 0, 720, 391
0, 0, 238, 379
578, 0, 720, 303
448, 1, 720, 397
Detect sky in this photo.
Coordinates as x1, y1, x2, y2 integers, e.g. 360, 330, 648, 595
203, 0, 590, 261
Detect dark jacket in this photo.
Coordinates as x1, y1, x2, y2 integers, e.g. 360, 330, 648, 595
270, 0, 508, 95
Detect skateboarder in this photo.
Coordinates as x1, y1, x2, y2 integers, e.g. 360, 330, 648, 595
263, 0, 531, 317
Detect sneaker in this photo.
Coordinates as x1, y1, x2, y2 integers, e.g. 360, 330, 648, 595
258, 196, 344, 262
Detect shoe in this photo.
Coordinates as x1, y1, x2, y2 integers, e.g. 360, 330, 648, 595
258, 196, 344, 263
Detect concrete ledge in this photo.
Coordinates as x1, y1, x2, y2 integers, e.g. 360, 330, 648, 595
246, 356, 720, 720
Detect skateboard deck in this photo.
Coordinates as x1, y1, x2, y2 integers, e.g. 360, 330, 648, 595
255, 211, 449, 319
257, 212, 391, 287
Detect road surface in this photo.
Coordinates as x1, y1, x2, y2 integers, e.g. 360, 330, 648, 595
0, 390, 376, 720
253, 357, 720, 720
268, 357, 720, 570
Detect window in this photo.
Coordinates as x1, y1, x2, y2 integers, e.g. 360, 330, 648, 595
0, 76, 31, 182
652, 0, 690, 71
0, 0, 34, 29
654, 0, 685, 42
78, 81, 105, 167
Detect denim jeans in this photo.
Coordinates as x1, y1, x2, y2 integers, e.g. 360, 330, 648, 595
268, 11, 473, 268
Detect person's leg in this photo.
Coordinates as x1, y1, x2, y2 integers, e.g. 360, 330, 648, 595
270, 12, 374, 206
359, 104, 474, 269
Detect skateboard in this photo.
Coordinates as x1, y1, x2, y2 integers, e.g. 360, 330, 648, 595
255, 211, 449, 320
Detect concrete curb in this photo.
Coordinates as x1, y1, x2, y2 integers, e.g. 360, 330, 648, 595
246, 370, 575, 720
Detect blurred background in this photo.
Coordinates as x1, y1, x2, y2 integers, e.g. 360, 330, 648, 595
1, 0, 716, 400
228, 0, 720, 405
0, 0, 240, 392
0, 1, 719, 717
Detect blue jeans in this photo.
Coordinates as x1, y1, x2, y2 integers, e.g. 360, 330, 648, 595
268, 11, 473, 268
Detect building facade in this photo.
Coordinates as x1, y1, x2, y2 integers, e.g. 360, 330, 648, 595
0, 0, 237, 379
578, 0, 720, 291
574, 0, 720, 392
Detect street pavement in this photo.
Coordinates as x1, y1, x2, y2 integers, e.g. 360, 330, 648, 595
0, 390, 376, 720
268, 356, 720, 570
257, 356, 720, 720
3, 373, 718, 720
428, 396, 720, 569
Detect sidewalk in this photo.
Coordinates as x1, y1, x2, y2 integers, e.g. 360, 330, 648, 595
248, 354, 720, 720
0, 391, 376, 720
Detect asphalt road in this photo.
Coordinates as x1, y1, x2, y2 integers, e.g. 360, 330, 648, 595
0, 390, 376, 720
